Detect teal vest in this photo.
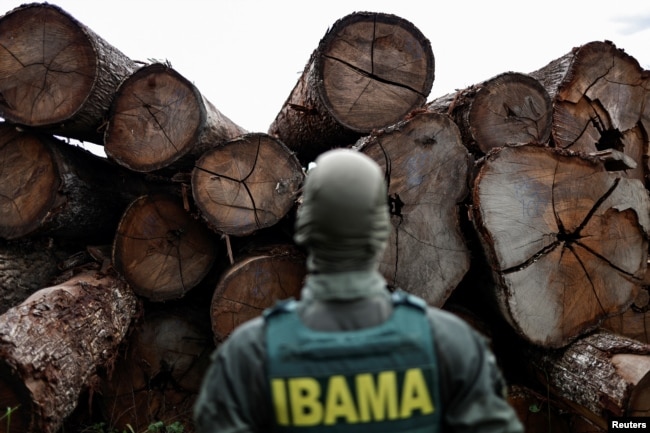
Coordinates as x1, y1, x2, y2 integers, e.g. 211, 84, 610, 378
264, 291, 442, 433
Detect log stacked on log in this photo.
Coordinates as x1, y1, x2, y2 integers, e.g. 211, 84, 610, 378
192, 133, 304, 236
530, 40, 650, 182
427, 71, 553, 154
0, 266, 138, 433
104, 63, 248, 173
471, 144, 650, 348
269, 11, 435, 166
354, 110, 472, 306
0, 3, 650, 432
0, 3, 137, 143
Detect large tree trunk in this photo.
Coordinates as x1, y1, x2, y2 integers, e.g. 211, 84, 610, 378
354, 111, 471, 306
0, 266, 138, 433
527, 331, 650, 430
192, 133, 304, 237
601, 286, 650, 344
112, 194, 220, 301
530, 40, 649, 183
210, 244, 306, 342
268, 11, 434, 166
0, 237, 84, 314
426, 72, 553, 154
0, 124, 158, 241
0, 3, 137, 144
98, 300, 213, 433
472, 144, 650, 347
104, 63, 247, 172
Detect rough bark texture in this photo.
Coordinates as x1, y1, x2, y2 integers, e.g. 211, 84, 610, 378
0, 237, 84, 314
98, 300, 213, 433
527, 331, 650, 429
427, 72, 553, 154
104, 63, 247, 172
268, 11, 434, 166
210, 244, 306, 342
112, 194, 220, 301
0, 3, 137, 144
530, 40, 650, 183
355, 111, 471, 306
192, 133, 304, 236
0, 124, 157, 241
0, 266, 138, 433
472, 144, 650, 347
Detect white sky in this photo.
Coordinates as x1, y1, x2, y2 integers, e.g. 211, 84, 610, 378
3, 0, 650, 138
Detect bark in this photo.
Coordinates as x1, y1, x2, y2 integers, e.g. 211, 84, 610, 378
0, 237, 85, 314
210, 244, 306, 342
98, 301, 213, 433
112, 194, 220, 301
530, 40, 650, 183
472, 144, 650, 348
0, 3, 137, 144
0, 124, 161, 241
354, 111, 471, 306
192, 133, 304, 236
0, 266, 138, 433
268, 11, 434, 166
104, 62, 247, 172
527, 331, 650, 429
426, 72, 553, 154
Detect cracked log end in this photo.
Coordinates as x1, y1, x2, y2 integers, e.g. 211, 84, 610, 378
472, 144, 650, 348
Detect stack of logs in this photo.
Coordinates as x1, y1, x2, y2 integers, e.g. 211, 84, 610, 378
0, 3, 649, 433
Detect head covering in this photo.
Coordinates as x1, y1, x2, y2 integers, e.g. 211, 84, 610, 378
294, 149, 391, 300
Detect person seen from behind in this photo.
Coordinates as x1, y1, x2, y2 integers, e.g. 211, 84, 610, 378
194, 148, 524, 432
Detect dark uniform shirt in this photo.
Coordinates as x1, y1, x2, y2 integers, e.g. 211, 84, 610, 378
193, 290, 524, 433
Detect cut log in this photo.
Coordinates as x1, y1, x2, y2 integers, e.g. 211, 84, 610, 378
192, 133, 304, 236
104, 62, 247, 172
354, 111, 471, 306
0, 124, 160, 241
601, 286, 650, 344
472, 144, 650, 347
426, 72, 553, 154
0, 237, 83, 314
210, 244, 306, 342
0, 266, 138, 433
98, 301, 213, 433
0, 3, 137, 144
112, 194, 219, 301
268, 11, 434, 165
527, 331, 650, 429
530, 40, 650, 182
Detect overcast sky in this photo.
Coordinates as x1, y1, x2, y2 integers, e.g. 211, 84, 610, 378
3, 0, 650, 137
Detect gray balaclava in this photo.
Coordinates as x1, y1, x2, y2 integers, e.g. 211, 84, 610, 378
294, 149, 391, 300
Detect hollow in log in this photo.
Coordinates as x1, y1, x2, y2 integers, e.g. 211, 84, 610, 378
355, 111, 471, 306
112, 194, 219, 301
268, 11, 434, 165
530, 40, 650, 182
472, 144, 650, 347
104, 63, 247, 172
0, 3, 137, 143
210, 244, 306, 342
0, 266, 138, 433
192, 133, 304, 237
426, 72, 553, 154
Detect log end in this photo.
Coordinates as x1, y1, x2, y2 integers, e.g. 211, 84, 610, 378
0, 4, 96, 127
